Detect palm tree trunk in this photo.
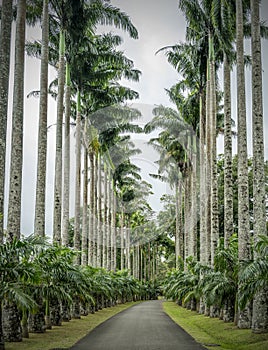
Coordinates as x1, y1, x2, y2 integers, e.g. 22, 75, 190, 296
147, 242, 151, 280
88, 152, 95, 266
0, 0, 13, 244
2, 301, 22, 342
140, 247, 143, 281
209, 33, 219, 266
28, 296, 45, 334
175, 181, 180, 268
120, 210, 125, 270
97, 153, 102, 267
223, 53, 234, 323
34, 0, 49, 237
6, 0, 26, 242
199, 90, 206, 265
93, 154, 98, 267
223, 54, 233, 248
208, 32, 220, 318
250, 0, 268, 333
74, 90, 82, 265
190, 135, 197, 259
184, 175, 190, 263
111, 186, 116, 271
179, 183, 184, 259
0, 303, 4, 350
107, 171, 111, 270
53, 29, 65, 245
126, 221, 131, 271
102, 166, 108, 269
5, 7, 27, 339
236, 0, 251, 329
62, 62, 71, 246
205, 61, 212, 266
81, 146, 88, 265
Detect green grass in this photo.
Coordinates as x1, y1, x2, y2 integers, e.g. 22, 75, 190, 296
5, 302, 138, 350
163, 301, 268, 350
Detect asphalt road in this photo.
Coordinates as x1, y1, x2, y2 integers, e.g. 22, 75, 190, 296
69, 300, 206, 350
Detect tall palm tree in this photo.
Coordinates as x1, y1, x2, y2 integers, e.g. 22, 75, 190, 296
157, 42, 207, 266
208, 34, 219, 266
52, 11, 65, 245
146, 103, 195, 267
74, 90, 82, 264
250, 0, 268, 333
97, 153, 103, 268
219, 0, 236, 249
81, 125, 89, 266
62, 61, 72, 246
223, 52, 233, 248
34, 0, 49, 237
6, 0, 26, 241
50, 0, 85, 245
236, 0, 251, 329
0, 0, 13, 244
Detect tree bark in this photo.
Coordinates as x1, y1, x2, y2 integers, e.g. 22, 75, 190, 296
175, 180, 180, 267
88, 152, 95, 266
102, 166, 108, 269
199, 89, 206, 262
62, 62, 71, 246
0, 0, 12, 243
223, 54, 233, 248
205, 62, 212, 266
6, 0, 26, 241
53, 29, 65, 245
209, 33, 219, 266
2, 302, 22, 342
190, 135, 197, 259
74, 90, 82, 265
236, 0, 251, 329
34, 0, 49, 237
251, 0, 268, 333
93, 154, 98, 267
121, 210, 125, 270
97, 153, 102, 267
81, 146, 88, 265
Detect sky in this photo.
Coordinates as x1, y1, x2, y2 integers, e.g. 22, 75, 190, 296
3, 0, 268, 236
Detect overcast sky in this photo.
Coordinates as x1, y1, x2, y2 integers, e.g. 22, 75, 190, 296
4, 0, 268, 236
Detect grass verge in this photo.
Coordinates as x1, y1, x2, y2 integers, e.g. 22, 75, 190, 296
163, 301, 268, 350
5, 302, 138, 350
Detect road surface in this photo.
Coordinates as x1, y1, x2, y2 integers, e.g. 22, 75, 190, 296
70, 300, 206, 350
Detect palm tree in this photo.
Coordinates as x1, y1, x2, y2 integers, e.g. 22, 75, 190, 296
34, 0, 49, 237
97, 153, 103, 268
81, 127, 89, 266
145, 104, 195, 267
219, 0, 236, 249
74, 89, 82, 265
250, 0, 268, 333
4, 0, 26, 341
157, 42, 207, 267
52, 12, 65, 245
223, 52, 233, 248
62, 61, 72, 246
50, 0, 85, 245
236, 0, 251, 329
6, 0, 26, 241
0, 0, 13, 244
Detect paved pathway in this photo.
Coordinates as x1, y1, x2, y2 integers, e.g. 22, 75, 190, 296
70, 300, 206, 350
